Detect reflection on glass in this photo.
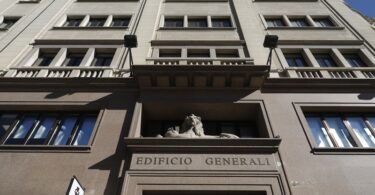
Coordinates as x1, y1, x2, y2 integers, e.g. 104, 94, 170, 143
5, 114, 37, 145
325, 117, 355, 147
53, 116, 78, 145
347, 117, 375, 147
0, 114, 17, 139
306, 117, 333, 147
73, 116, 96, 145
27, 115, 56, 145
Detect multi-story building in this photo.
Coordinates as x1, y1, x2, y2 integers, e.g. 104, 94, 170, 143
0, 0, 374, 194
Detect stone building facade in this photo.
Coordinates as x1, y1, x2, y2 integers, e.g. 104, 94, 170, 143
0, 0, 374, 194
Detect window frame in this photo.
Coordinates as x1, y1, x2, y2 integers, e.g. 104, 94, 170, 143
295, 103, 375, 154
0, 108, 103, 152
261, 14, 342, 29
0, 16, 21, 30
55, 14, 132, 29
160, 15, 235, 29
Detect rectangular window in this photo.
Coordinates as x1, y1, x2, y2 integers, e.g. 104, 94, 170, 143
314, 18, 334, 27
314, 54, 338, 67
216, 49, 239, 58
63, 17, 84, 27
289, 18, 309, 27
32, 51, 58, 67
111, 17, 130, 27
91, 51, 114, 67
266, 18, 285, 27
285, 53, 308, 67
188, 18, 208, 28
87, 17, 106, 27
159, 49, 181, 58
0, 112, 97, 146
211, 18, 232, 28
343, 54, 367, 67
164, 18, 184, 28
187, 49, 210, 58
305, 113, 375, 148
0, 17, 20, 29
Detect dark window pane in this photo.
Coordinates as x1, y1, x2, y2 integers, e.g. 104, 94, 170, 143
314, 54, 338, 67
187, 49, 210, 58
88, 18, 106, 27
52, 116, 78, 145
212, 18, 232, 28
188, 18, 208, 28
159, 49, 181, 58
314, 18, 334, 27
0, 114, 18, 139
5, 114, 38, 145
62, 53, 84, 67
285, 53, 307, 67
216, 49, 239, 58
347, 117, 375, 147
266, 19, 285, 27
164, 18, 183, 27
72, 115, 96, 145
111, 18, 130, 27
27, 115, 57, 145
306, 116, 333, 147
290, 19, 309, 27
0, 18, 19, 29
344, 54, 367, 67
63, 18, 82, 27
91, 53, 114, 67
325, 116, 356, 147
33, 53, 56, 67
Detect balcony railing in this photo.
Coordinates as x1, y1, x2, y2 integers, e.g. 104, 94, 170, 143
148, 58, 254, 66
4, 67, 116, 78
279, 67, 375, 79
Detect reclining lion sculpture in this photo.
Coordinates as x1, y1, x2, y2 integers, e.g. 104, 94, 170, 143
157, 114, 239, 138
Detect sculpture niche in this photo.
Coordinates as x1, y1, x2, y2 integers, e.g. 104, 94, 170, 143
157, 114, 239, 138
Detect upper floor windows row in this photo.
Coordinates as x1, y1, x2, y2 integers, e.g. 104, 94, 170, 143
20, 47, 119, 68
281, 48, 374, 68
157, 48, 240, 58
0, 16, 21, 30
161, 15, 233, 29
56, 15, 131, 28
263, 15, 340, 29
0, 112, 98, 146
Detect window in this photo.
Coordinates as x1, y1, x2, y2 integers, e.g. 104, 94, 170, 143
289, 18, 309, 27
343, 54, 367, 67
32, 51, 58, 67
63, 17, 84, 27
91, 51, 114, 67
314, 18, 334, 27
159, 49, 181, 58
314, 54, 338, 67
0, 17, 20, 29
285, 53, 308, 67
265, 18, 285, 27
0, 112, 97, 146
188, 18, 208, 28
87, 17, 106, 27
164, 18, 184, 28
61, 51, 86, 67
211, 18, 232, 28
305, 113, 375, 148
187, 49, 210, 58
111, 17, 130, 27
216, 49, 239, 58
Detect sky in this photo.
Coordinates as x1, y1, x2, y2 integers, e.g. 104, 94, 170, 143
345, 0, 375, 18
